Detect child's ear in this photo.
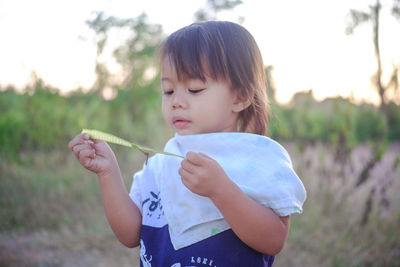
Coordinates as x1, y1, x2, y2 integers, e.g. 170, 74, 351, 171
232, 97, 251, 113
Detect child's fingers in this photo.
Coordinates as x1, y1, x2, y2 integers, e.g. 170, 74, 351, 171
180, 158, 195, 174
71, 143, 94, 159
185, 152, 205, 166
68, 134, 89, 151
198, 152, 214, 161
186, 152, 214, 166
78, 148, 96, 163
178, 167, 192, 181
90, 140, 111, 156
71, 142, 91, 153
79, 153, 93, 169
92, 139, 107, 149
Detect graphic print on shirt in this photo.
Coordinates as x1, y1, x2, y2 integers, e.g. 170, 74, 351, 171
189, 256, 217, 266
140, 239, 153, 267
170, 255, 219, 267
142, 191, 164, 220
169, 255, 217, 267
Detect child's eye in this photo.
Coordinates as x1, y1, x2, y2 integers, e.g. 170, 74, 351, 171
163, 90, 174, 95
188, 88, 205, 94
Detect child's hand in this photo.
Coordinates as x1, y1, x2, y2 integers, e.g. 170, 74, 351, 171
179, 152, 231, 198
68, 133, 119, 176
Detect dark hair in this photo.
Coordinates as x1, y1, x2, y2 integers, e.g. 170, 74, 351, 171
160, 21, 269, 135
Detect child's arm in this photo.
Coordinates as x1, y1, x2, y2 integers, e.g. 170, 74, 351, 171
179, 152, 289, 255
69, 133, 142, 248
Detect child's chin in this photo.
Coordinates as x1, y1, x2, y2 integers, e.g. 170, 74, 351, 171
175, 128, 199, 136
176, 130, 194, 135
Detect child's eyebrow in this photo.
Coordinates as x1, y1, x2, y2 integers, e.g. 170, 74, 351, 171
161, 76, 207, 85
161, 77, 171, 82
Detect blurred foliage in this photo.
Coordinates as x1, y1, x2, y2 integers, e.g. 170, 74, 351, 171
268, 89, 398, 145
194, 0, 243, 22
1, 82, 400, 162
0, 78, 164, 162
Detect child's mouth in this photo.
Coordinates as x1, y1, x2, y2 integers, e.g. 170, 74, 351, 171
173, 117, 191, 128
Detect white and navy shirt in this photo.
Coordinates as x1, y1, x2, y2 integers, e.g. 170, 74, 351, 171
130, 158, 275, 267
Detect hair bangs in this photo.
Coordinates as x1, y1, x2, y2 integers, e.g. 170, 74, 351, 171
161, 23, 227, 82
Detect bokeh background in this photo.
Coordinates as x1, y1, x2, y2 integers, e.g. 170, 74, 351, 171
1, 0, 399, 266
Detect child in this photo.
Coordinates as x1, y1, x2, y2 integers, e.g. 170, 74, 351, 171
69, 21, 306, 267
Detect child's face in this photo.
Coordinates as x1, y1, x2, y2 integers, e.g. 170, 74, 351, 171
161, 57, 241, 135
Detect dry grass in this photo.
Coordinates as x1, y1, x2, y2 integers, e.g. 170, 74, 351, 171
0, 226, 140, 267
275, 142, 400, 267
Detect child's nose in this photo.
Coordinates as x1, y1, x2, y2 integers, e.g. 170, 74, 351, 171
172, 90, 187, 109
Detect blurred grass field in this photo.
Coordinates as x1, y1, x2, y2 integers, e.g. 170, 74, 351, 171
1, 140, 399, 266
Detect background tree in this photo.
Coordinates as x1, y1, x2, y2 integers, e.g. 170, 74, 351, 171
194, 0, 243, 22
346, 0, 400, 115
86, 12, 164, 96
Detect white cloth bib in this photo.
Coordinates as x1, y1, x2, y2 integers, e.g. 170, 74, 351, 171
132, 132, 306, 250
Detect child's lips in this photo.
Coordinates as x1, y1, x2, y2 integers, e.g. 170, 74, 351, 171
173, 116, 191, 128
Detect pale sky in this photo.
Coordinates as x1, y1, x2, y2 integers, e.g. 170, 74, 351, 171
1, 0, 399, 104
